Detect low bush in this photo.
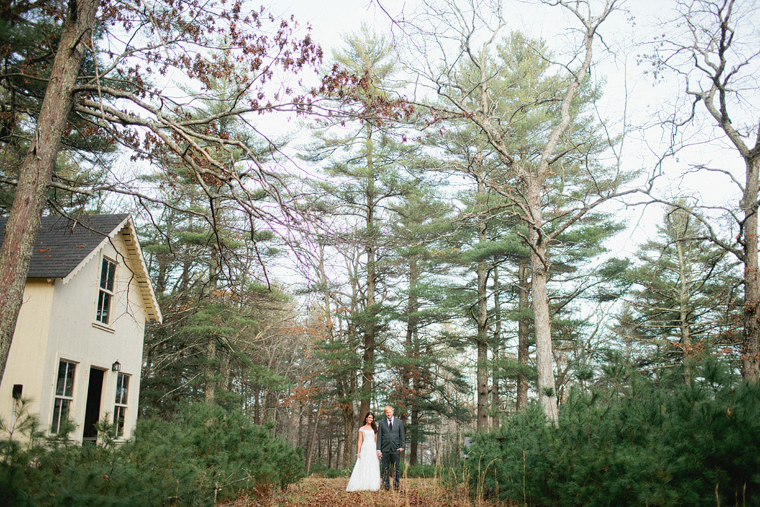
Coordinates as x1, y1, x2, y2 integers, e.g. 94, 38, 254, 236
404, 463, 439, 478
466, 359, 760, 507
309, 462, 349, 478
0, 403, 304, 506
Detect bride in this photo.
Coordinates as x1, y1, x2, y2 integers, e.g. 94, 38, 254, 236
346, 412, 382, 491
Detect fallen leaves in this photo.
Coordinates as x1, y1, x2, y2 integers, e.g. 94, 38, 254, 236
224, 477, 511, 507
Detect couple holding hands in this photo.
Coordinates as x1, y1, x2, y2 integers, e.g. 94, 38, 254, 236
345, 406, 405, 492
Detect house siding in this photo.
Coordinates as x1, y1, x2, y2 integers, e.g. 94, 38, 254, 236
1, 223, 149, 443
0, 279, 55, 433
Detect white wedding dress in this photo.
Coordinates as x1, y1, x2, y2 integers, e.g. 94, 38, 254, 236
346, 428, 382, 491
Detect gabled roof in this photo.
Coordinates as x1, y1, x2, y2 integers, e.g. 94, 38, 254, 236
0, 214, 162, 323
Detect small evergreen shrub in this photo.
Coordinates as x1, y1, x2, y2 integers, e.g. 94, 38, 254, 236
309, 462, 349, 478
0, 403, 304, 506
466, 359, 760, 507
404, 463, 439, 478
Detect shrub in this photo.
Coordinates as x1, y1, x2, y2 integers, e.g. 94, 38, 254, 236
309, 462, 349, 478
466, 360, 760, 507
404, 463, 439, 478
0, 403, 304, 506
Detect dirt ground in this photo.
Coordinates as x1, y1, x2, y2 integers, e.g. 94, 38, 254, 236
224, 476, 510, 507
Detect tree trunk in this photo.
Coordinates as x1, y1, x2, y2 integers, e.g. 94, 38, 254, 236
205, 336, 216, 405
516, 262, 530, 412
254, 387, 261, 424
492, 263, 502, 428
476, 176, 489, 432
0, 0, 99, 384
675, 238, 693, 386
265, 391, 276, 427
341, 402, 355, 469
742, 156, 760, 384
360, 125, 377, 420
410, 406, 420, 465
406, 257, 419, 464
528, 182, 558, 424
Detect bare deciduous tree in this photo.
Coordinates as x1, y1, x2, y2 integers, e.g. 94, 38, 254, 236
646, 0, 760, 383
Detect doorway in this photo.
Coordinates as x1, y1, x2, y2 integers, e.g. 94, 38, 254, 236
83, 368, 104, 444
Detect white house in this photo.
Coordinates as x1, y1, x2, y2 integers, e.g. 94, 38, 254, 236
0, 214, 161, 443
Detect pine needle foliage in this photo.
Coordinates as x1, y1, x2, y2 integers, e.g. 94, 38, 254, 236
465, 358, 760, 506
0, 403, 303, 507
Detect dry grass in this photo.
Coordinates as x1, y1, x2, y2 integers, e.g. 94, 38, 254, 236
224, 476, 512, 507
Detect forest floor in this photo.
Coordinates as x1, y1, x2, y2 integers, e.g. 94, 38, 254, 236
224, 477, 511, 507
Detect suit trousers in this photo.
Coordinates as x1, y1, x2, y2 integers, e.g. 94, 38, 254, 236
381, 450, 401, 490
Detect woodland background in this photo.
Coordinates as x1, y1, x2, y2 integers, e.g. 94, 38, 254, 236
1, 0, 759, 505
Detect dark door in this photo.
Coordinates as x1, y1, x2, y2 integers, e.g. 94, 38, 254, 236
82, 368, 104, 444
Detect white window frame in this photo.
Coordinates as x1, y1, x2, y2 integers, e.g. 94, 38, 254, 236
96, 256, 117, 325
113, 373, 130, 438
52, 359, 77, 435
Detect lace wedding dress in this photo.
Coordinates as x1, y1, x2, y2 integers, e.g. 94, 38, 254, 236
346, 428, 382, 491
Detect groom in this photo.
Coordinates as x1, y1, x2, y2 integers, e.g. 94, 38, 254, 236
376, 405, 405, 491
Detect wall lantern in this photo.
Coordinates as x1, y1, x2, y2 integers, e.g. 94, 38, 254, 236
112, 360, 121, 372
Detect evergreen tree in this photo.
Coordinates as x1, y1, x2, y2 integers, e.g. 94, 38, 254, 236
0, 2, 114, 213
302, 24, 423, 424
386, 187, 470, 463
614, 204, 742, 384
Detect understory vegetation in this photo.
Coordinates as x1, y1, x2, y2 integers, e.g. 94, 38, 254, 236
465, 358, 760, 507
0, 404, 303, 507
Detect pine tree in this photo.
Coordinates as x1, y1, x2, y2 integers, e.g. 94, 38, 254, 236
302, 24, 423, 424
615, 204, 741, 384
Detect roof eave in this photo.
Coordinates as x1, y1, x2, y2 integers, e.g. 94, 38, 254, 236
60, 215, 162, 323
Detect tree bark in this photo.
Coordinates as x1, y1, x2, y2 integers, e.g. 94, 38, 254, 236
516, 262, 530, 412
675, 237, 693, 386
476, 176, 489, 432
0, 0, 99, 384
360, 125, 377, 420
341, 402, 355, 469
205, 336, 216, 405
528, 181, 558, 423
491, 263, 501, 428
406, 257, 420, 464
410, 406, 420, 465
741, 156, 760, 383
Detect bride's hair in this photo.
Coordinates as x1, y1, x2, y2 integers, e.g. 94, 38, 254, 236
364, 412, 378, 433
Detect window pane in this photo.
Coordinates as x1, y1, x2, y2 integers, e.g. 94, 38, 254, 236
114, 406, 126, 438
115, 374, 129, 405
101, 258, 115, 292
64, 362, 75, 396
56, 361, 75, 397
56, 360, 67, 396
97, 291, 111, 324
106, 260, 116, 292
52, 398, 70, 434
100, 258, 109, 289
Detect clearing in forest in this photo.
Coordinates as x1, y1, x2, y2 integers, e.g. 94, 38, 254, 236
224, 477, 506, 507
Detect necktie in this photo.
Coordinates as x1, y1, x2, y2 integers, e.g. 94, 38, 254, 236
389, 419, 392, 430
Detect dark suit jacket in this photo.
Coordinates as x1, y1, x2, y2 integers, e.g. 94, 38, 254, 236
376, 417, 405, 453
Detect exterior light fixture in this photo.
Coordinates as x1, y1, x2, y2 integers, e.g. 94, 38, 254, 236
112, 360, 121, 372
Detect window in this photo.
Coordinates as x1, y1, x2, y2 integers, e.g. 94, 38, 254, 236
96, 257, 116, 325
113, 373, 129, 438
52, 360, 76, 434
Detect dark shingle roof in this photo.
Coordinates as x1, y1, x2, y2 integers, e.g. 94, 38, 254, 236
0, 214, 129, 278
